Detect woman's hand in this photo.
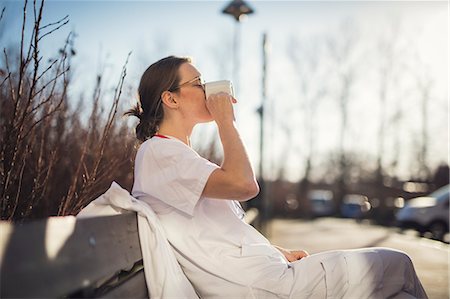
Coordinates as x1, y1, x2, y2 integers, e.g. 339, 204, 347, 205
205, 92, 237, 125
274, 245, 310, 262
284, 249, 310, 262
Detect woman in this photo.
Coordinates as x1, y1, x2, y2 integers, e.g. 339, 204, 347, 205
125, 56, 428, 298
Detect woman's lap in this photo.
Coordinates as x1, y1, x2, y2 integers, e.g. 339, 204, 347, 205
287, 247, 427, 299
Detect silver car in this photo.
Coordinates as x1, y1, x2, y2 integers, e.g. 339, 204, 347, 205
396, 184, 449, 241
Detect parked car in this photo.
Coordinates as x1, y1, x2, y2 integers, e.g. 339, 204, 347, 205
308, 190, 334, 217
396, 184, 449, 241
340, 194, 371, 219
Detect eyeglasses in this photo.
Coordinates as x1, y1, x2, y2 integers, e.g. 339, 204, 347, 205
153, 76, 205, 119
169, 76, 205, 92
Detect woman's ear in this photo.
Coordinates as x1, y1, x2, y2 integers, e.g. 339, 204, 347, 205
161, 91, 179, 109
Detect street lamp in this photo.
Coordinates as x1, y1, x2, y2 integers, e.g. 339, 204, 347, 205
222, 0, 254, 100
258, 32, 269, 234
222, 0, 254, 21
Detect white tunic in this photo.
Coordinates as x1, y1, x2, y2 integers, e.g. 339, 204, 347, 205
132, 136, 428, 299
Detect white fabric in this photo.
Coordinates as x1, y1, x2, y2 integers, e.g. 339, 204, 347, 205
76, 181, 199, 299
132, 135, 219, 216
131, 136, 428, 299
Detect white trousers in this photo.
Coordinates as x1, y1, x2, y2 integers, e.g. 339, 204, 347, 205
287, 247, 428, 299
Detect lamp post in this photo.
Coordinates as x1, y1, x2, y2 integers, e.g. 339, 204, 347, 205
257, 32, 269, 234
222, 0, 254, 101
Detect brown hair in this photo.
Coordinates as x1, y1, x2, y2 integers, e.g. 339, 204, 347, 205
124, 55, 191, 142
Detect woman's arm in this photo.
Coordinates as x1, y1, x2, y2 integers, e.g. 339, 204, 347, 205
273, 245, 310, 262
202, 93, 259, 201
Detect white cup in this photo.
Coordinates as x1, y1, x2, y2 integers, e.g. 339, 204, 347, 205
204, 80, 234, 99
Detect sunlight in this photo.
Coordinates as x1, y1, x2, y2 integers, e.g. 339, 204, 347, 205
45, 216, 76, 260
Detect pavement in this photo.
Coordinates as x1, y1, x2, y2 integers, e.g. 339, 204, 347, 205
266, 217, 449, 299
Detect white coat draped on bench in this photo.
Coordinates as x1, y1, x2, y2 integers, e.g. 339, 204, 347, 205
77, 181, 199, 299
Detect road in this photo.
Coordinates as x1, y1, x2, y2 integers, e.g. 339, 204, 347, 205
266, 217, 449, 299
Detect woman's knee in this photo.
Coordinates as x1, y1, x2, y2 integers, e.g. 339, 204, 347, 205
375, 247, 412, 262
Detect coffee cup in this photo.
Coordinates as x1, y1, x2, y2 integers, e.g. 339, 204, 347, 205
204, 80, 234, 99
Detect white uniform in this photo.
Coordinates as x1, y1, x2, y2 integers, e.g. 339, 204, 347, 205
132, 136, 428, 299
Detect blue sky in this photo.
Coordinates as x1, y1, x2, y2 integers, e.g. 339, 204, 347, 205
2, 0, 448, 181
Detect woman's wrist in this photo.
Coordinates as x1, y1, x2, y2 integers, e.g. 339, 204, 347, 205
215, 118, 235, 129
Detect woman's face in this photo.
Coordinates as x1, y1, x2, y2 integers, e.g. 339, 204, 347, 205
174, 63, 213, 124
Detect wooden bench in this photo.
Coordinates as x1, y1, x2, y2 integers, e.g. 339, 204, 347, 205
0, 208, 259, 298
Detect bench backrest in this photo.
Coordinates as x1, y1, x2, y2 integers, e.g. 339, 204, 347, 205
1, 207, 259, 298
0, 212, 148, 298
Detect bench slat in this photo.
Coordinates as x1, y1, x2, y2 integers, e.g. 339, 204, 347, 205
0, 213, 143, 298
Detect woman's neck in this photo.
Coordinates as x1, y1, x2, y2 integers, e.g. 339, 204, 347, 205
157, 119, 193, 147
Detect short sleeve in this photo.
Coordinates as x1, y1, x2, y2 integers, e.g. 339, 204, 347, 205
132, 138, 219, 216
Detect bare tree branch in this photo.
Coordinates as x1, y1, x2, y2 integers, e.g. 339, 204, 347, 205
39, 14, 68, 31
2, 50, 16, 103
91, 52, 131, 180
38, 18, 69, 42
8, 142, 30, 220
30, 66, 69, 101
0, 7, 5, 23
35, 56, 58, 82
20, 68, 68, 142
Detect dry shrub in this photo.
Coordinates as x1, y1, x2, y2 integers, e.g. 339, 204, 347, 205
0, 0, 137, 221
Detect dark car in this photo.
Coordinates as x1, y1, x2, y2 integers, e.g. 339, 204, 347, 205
340, 194, 371, 219
308, 190, 334, 217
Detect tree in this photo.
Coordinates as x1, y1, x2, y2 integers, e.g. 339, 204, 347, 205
287, 34, 328, 215
325, 19, 360, 213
